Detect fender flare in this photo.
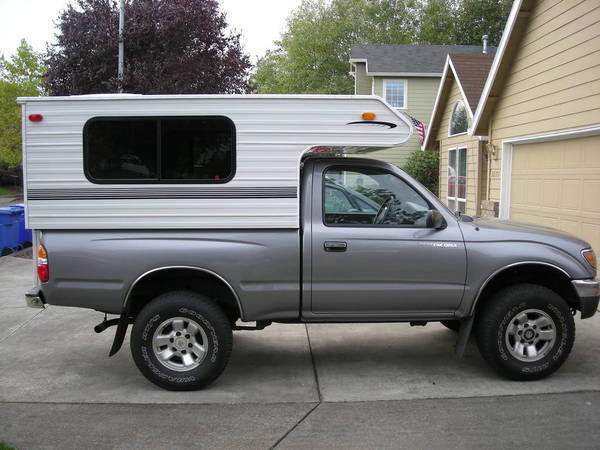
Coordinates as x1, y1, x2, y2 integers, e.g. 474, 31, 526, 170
108, 265, 244, 357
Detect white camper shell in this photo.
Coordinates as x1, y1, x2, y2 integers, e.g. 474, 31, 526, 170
18, 94, 412, 229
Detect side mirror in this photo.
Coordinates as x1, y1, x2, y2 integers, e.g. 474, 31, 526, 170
426, 210, 445, 229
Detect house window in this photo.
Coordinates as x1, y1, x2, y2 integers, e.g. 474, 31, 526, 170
383, 79, 407, 109
84, 116, 235, 183
447, 148, 466, 214
449, 101, 468, 135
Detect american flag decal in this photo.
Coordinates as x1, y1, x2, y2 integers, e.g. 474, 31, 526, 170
409, 115, 426, 144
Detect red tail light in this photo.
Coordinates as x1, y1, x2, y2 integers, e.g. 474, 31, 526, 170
37, 245, 49, 282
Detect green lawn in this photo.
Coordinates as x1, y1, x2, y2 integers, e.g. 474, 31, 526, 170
0, 187, 16, 195
0, 443, 15, 450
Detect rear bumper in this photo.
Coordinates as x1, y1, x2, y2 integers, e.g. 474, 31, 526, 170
571, 279, 599, 319
25, 287, 46, 309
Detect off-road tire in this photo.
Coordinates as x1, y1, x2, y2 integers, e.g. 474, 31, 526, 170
476, 283, 574, 381
131, 290, 233, 390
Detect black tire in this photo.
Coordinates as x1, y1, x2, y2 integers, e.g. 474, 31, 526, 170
440, 320, 460, 332
130, 290, 233, 391
476, 283, 575, 381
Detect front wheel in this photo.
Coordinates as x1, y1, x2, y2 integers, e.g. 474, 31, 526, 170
130, 290, 233, 390
476, 283, 575, 381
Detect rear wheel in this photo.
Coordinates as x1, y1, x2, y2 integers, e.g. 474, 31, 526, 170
130, 290, 233, 390
476, 283, 575, 381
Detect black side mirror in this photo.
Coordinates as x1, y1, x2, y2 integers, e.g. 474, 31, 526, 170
426, 210, 445, 229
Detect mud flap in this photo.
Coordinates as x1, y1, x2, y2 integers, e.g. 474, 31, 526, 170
109, 308, 131, 357
455, 315, 475, 359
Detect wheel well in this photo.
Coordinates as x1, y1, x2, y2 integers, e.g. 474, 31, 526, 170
125, 268, 242, 323
472, 264, 578, 318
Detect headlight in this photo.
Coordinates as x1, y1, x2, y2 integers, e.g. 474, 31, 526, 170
582, 249, 597, 269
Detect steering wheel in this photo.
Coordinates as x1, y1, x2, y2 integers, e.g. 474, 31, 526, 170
374, 197, 393, 224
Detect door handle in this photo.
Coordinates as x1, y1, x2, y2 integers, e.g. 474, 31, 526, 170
324, 241, 347, 252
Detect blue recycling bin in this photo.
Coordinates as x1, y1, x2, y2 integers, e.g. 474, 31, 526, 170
0, 207, 20, 255
11, 204, 32, 247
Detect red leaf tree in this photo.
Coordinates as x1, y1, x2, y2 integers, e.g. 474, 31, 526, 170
45, 0, 251, 95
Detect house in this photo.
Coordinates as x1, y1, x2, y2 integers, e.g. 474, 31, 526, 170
424, 0, 600, 254
421, 53, 494, 216
350, 43, 495, 167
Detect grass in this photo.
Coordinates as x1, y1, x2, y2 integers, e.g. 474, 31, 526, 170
0, 444, 15, 450
0, 187, 16, 195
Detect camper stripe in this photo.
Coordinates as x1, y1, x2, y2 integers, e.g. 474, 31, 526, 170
28, 187, 298, 201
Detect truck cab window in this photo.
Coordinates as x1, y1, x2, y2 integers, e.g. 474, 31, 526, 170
323, 167, 429, 227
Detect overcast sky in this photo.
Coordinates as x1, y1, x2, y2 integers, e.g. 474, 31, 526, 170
0, 0, 301, 61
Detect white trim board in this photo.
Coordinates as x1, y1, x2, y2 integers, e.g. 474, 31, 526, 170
470, 0, 525, 134
499, 124, 600, 219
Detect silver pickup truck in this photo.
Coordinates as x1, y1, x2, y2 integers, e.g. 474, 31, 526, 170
27, 156, 598, 390
19, 94, 598, 391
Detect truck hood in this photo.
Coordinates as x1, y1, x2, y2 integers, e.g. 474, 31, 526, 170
459, 217, 592, 255
460, 217, 589, 245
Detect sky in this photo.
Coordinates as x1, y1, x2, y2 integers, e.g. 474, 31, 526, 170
0, 0, 301, 61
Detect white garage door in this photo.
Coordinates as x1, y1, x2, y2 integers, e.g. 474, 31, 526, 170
510, 135, 600, 254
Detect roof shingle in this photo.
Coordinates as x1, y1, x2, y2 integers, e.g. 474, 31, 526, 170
350, 44, 496, 74
449, 53, 495, 113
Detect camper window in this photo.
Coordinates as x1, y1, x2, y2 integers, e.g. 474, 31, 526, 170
84, 116, 235, 183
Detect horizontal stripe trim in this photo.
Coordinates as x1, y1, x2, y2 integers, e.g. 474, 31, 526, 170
28, 187, 297, 201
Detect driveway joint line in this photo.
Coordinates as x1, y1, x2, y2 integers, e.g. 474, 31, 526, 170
0, 309, 45, 344
305, 324, 322, 402
270, 402, 320, 449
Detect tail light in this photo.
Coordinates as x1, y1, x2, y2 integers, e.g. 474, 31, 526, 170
37, 245, 49, 282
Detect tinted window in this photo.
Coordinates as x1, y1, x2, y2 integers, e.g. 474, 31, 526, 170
323, 167, 430, 227
86, 119, 157, 179
84, 116, 234, 183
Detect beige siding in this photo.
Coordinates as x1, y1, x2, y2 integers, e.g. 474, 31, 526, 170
369, 76, 440, 168
488, 0, 600, 203
354, 62, 372, 95
435, 79, 482, 215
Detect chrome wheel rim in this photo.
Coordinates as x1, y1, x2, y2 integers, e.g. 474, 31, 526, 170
152, 317, 208, 372
505, 308, 556, 362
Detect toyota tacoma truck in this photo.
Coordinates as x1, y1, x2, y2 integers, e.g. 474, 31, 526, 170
18, 94, 598, 390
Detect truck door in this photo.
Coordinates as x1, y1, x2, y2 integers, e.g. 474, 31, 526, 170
306, 159, 467, 317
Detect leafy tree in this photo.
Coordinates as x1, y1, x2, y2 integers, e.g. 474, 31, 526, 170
454, 0, 512, 46
253, 0, 511, 94
45, 0, 251, 95
418, 0, 511, 45
402, 149, 439, 194
252, 0, 417, 94
0, 40, 46, 169
416, 0, 458, 44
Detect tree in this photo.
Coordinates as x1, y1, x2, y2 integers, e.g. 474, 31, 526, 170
0, 40, 46, 169
252, 0, 417, 94
252, 0, 511, 94
454, 0, 512, 46
402, 148, 439, 194
45, 0, 251, 95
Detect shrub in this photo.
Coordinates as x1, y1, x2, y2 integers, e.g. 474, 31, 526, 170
402, 150, 439, 195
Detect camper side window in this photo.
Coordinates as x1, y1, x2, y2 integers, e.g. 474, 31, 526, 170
84, 116, 235, 183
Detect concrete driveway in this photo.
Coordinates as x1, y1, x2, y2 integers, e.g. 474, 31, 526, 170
1, 254, 599, 448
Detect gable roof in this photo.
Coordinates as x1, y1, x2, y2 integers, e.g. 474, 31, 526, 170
470, 0, 534, 135
450, 54, 495, 113
422, 53, 494, 150
350, 44, 496, 76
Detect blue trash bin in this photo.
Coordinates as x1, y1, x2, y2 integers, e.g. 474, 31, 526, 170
11, 204, 32, 247
0, 207, 20, 256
